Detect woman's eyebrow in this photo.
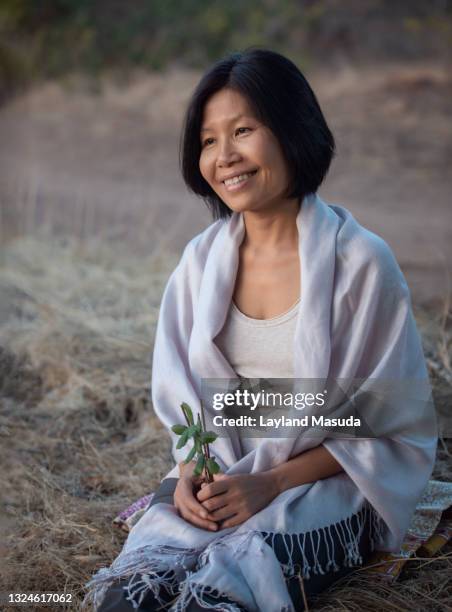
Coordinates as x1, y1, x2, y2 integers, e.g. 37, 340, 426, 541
200, 114, 252, 133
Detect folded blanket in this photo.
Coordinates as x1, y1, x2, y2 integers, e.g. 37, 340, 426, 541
84, 194, 438, 612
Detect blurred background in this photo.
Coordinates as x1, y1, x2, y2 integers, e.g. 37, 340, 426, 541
1, 2, 451, 610
1, 0, 452, 305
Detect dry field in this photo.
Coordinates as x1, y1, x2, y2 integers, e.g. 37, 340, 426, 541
0, 62, 451, 611
1, 62, 451, 306
0, 232, 451, 612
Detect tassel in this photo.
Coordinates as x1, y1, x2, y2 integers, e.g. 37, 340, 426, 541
83, 503, 382, 611
172, 572, 244, 612
265, 501, 378, 582
82, 544, 199, 610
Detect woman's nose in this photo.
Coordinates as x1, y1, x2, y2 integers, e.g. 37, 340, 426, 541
216, 140, 241, 167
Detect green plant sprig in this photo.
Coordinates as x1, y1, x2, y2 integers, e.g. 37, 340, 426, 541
171, 402, 220, 483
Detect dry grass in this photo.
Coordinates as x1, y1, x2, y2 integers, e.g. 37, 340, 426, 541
0, 233, 451, 611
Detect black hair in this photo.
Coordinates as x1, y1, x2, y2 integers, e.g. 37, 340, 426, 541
180, 48, 335, 220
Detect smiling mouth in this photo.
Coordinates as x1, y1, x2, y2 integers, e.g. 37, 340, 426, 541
222, 169, 258, 187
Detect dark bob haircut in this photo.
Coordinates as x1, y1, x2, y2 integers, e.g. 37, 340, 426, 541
180, 48, 335, 220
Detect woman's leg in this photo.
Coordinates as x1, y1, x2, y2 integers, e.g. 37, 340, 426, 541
146, 478, 179, 508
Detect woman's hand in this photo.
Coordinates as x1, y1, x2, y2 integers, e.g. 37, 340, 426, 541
196, 472, 279, 529
173, 461, 219, 531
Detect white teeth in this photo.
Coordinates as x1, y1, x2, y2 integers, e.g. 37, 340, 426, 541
224, 171, 256, 186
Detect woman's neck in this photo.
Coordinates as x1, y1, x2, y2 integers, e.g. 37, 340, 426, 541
241, 198, 300, 254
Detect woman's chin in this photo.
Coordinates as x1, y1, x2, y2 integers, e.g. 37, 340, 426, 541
222, 198, 263, 214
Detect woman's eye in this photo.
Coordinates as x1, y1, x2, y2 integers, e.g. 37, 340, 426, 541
202, 128, 250, 147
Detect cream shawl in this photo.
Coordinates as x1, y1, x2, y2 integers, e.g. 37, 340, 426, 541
84, 193, 437, 612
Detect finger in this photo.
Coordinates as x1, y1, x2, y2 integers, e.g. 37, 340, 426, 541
176, 481, 217, 524
219, 514, 241, 529
201, 492, 229, 512
181, 508, 218, 531
196, 480, 229, 502
185, 492, 218, 522
200, 472, 225, 486
206, 504, 236, 522
196, 473, 228, 499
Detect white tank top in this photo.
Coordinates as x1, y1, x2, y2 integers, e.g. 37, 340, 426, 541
214, 298, 300, 379
214, 298, 300, 456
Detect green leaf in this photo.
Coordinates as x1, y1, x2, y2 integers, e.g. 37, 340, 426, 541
207, 458, 221, 474
171, 424, 187, 435
186, 424, 200, 438
176, 429, 189, 449
193, 454, 205, 477
195, 438, 202, 454
200, 431, 217, 444
184, 444, 197, 463
181, 402, 194, 426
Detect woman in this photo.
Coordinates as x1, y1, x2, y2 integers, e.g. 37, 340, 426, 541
85, 49, 437, 612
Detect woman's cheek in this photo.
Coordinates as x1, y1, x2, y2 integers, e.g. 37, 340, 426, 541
199, 155, 214, 185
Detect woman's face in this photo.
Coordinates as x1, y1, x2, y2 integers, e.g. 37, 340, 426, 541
199, 88, 294, 215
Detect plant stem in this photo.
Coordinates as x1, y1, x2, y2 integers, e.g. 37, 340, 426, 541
200, 401, 211, 460
200, 401, 213, 483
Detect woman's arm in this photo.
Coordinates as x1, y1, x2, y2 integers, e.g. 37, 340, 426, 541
266, 444, 344, 495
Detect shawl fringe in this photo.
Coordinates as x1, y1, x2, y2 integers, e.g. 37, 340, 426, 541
172, 575, 244, 611
82, 545, 200, 610
260, 501, 384, 580
83, 502, 383, 611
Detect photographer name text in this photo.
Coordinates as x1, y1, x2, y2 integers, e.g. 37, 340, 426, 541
213, 415, 361, 428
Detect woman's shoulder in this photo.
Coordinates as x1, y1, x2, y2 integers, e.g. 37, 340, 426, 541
182, 217, 226, 262
169, 217, 227, 284
329, 202, 408, 294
